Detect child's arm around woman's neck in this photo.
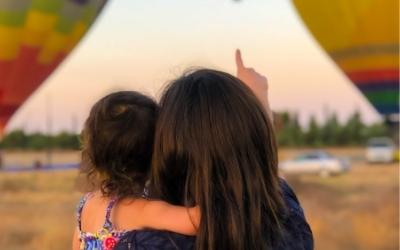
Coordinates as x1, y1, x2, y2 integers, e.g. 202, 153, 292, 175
78, 193, 200, 236
138, 199, 200, 235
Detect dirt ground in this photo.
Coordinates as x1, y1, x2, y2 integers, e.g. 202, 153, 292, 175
0, 149, 398, 250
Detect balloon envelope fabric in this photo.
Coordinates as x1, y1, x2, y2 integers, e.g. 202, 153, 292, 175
293, 0, 399, 120
0, 0, 108, 134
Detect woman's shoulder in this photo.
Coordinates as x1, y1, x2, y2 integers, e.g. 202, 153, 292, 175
279, 179, 314, 250
280, 179, 304, 215
114, 230, 195, 250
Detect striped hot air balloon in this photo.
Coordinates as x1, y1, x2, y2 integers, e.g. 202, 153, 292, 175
292, 0, 399, 121
0, 0, 108, 135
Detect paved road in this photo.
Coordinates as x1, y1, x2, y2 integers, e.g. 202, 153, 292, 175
0, 163, 79, 172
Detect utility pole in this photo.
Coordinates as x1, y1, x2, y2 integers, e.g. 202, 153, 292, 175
71, 113, 78, 134
46, 94, 53, 168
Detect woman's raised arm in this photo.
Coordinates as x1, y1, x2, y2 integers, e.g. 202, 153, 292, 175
235, 49, 273, 123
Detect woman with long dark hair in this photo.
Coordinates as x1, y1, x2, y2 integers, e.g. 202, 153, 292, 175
116, 51, 313, 250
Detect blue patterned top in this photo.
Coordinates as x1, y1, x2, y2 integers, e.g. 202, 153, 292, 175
77, 194, 129, 250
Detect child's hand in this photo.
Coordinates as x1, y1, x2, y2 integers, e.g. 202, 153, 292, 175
235, 49, 273, 122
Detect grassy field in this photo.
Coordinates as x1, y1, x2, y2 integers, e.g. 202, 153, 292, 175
0, 171, 80, 250
288, 164, 399, 250
0, 149, 398, 250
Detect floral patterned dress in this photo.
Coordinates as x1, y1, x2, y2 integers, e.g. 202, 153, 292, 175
77, 194, 128, 250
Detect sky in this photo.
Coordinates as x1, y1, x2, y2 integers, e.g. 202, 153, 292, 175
7, 0, 381, 133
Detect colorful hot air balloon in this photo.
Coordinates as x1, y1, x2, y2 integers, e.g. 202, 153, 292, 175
292, 0, 399, 121
0, 0, 108, 135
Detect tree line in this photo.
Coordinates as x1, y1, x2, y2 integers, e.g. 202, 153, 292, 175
276, 111, 390, 147
0, 131, 80, 150
0, 111, 391, 150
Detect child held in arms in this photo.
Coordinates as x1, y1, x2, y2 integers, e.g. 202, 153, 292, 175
73, 91, 198, 250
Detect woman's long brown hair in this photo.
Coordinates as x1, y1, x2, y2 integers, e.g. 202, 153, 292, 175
151, 69, 284, 250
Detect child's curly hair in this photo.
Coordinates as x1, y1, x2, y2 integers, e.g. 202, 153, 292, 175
80, 91, 158, 198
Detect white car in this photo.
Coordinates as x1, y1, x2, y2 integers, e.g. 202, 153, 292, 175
366, 137, 395, 163
280, 151, 350, 177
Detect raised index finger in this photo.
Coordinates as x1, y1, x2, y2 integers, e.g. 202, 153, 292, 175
235, 49, 245, 70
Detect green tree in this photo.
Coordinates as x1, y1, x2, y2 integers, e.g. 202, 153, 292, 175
0, 130, 28, 149
26, 133, 50, 150
289, 113, 304, 146
54, 132, 80, 150
342, 111, 365, 145
363, 122, 389, 139
277, 112, 292, 146
276, 112, 305, 147
304, 116, 321, 147
320, 113, 341, 146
